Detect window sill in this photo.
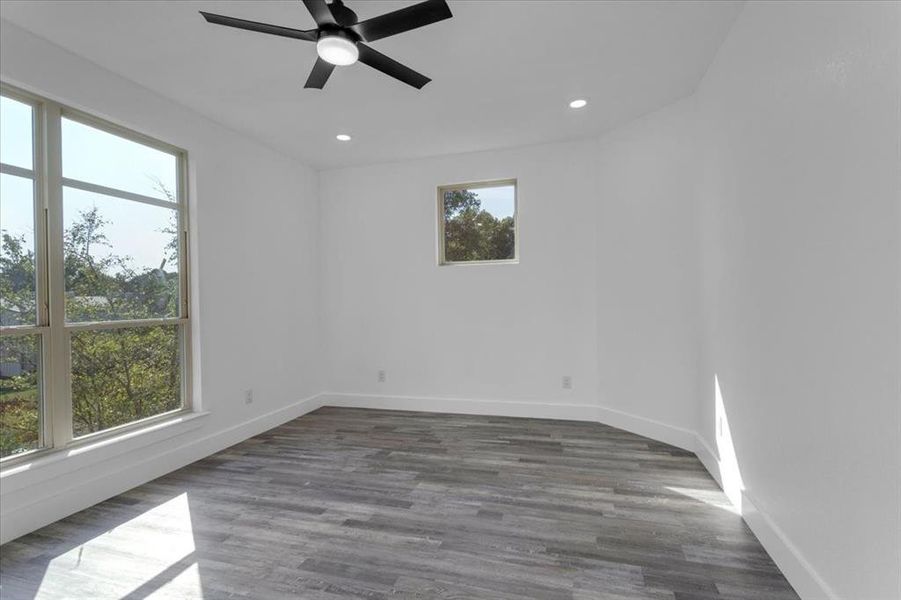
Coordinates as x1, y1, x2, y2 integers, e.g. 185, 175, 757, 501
439, 259, 520, 267
0, 410, 210, 491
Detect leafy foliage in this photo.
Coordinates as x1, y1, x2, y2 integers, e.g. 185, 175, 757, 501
1, 197, 181, 457
443, 189, 515, 262
0, 226, 40, 457
64, 206, 179, 322
0, 231, 36, 327
0, 335, 40, 457
70, 324, 180, 438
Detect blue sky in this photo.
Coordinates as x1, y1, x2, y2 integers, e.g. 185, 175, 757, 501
470, 184, 514, 219
0, 95, 33, 170
3, 94, 515, 276
1, 95, 178, 274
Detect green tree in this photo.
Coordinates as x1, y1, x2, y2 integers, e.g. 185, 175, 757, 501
0, 231, 40, 457
0, 232, 36, 326
0, 335, 39, 456
443, 190, 515, 262
64, 204, 181, 437
1, 197, 182, 456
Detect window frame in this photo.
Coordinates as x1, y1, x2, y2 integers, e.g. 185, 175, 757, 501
0, 82, 193, 466
436, 178, 519, 266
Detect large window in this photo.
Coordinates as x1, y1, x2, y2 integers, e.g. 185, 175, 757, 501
0, 85, 190, 461
437, 179, 517, 265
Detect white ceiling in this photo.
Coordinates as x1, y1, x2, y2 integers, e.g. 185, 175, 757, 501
0, 1, 742, 170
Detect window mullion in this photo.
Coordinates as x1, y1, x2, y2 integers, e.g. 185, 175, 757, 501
33, 102, 49, 331
0, 163, 35, 178
177, 156, 192, 411
60, 177, 179, 210
43, 100, 72, 448
31, 96, 51, 452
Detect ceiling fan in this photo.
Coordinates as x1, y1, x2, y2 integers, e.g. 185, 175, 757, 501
199, 0, 452, 90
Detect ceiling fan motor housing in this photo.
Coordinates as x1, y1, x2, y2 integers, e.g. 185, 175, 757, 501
327, 0, 359, 27
317, 27, 361, 44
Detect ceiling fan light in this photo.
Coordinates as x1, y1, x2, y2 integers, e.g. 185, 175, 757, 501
317, 35, 359, 66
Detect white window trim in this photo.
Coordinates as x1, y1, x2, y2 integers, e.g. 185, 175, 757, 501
436, 178, 519, 266
0, 410, 210, 489
0, 82, 193, 468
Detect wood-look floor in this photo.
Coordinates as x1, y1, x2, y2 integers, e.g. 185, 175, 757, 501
0, 407, 798, 600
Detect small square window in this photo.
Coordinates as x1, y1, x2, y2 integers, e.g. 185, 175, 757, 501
438, 179, 517, 265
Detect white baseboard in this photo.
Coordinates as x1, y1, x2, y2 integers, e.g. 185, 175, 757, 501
0, 390, 840, 600
321, 392, 696, 454
323, 392, 836, 600
693, 434, 837, 600
322, 392, 691, 454
595, 404, 698, 452
0, 393, 324, 544
693, 434, 724, 488
320, 392, 600, 422
741, 493, 838, 600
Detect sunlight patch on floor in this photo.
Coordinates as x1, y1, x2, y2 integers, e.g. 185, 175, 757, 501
666, 485, 741, 515
139, 559, 203, 600
34, 493, 202, 599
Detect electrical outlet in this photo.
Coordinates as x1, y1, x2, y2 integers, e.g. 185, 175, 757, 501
244, 389, 254, 404
378, 370, 386, 383
562, 376, 573, 390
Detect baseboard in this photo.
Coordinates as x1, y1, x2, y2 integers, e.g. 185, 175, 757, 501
322, 393, 693, 454
0, 390, 841, 600
693, 433, 837, 600
0, 393, 324, 544
595, 404, 698, 452
324, 391, 836, 600
693, 434, 724, 488
321, 392, 600, 422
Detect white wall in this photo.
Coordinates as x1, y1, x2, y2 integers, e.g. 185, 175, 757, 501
0, 19, 323, 543
695, 2, 901, 598
319, 140, 602, 420
320, 4, 901, 598
595, 97, 703, 441
318, 98, 706, 447
2, 4, 899, 599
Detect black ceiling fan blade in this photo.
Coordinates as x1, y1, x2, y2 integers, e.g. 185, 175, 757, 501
304, 57, 336, 89
354, 0, 452, 42
357, 43, 431, 89
302, 0, 336, 27
199, 12, 317, 41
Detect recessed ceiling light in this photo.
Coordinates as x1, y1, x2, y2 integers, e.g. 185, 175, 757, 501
336, 134, 352, 142
569, 99, 588, 109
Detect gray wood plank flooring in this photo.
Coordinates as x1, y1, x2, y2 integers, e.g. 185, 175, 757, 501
0, 407, 799, 599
